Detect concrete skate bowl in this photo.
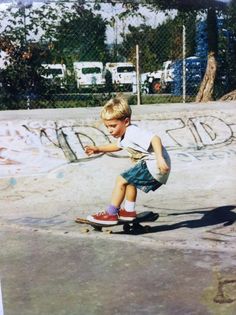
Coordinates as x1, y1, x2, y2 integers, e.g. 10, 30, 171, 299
0, 102, 236, 244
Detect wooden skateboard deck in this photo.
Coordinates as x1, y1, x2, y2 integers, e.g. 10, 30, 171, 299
75, 211, 159, 233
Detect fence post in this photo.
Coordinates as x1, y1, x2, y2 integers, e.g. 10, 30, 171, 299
182, 24, 186, 103
135, 44, 141, 106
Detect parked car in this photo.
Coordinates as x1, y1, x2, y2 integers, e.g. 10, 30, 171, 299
73, 61, 105, 91
141, 60, 174, 94
41, 63, 67, 90
105, 62, 136, 92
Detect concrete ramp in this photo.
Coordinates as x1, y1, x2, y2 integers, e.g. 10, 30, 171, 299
0, 102, 235, 178
0, 101, 235, 207
0, 101, 235, 198
0, 102, 236, 315
0, 101, 235, 244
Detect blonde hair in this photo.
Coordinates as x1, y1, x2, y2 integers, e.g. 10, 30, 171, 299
100, 97, 132, 121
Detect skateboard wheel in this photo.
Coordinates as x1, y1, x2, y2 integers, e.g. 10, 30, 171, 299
123, 223, 131, 233
94, 226, 102, 232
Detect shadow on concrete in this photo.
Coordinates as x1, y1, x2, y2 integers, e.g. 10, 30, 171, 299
170, 203, 235, 223
117, 205, 236, 235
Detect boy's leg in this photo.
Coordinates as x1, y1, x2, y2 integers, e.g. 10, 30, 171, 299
87, 175, 129, 225
125, 184, 137, 203
110, 175, 129, 208
119, 184, 137, 221
109, 178, 138, 221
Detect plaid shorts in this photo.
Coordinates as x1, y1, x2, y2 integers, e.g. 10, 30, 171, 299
120, 160, 162, 193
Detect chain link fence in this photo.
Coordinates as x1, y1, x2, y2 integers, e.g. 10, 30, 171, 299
0, 1, 235, 110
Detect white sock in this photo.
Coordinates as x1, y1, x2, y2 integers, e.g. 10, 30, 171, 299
124, 200, 136, 212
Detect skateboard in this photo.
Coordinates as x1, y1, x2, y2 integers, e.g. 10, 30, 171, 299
75, 211, 159, 233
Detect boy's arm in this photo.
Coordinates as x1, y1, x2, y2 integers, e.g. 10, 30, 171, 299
85, 143, 121, 156
151, 136, 170, 174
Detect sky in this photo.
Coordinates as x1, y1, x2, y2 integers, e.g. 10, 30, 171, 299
0, 0, 232, 44
0, 1, 170, 44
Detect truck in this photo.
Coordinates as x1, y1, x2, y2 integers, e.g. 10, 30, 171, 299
141, 70, 162, 94
144, 57, 208, 96
73, 61, 105, 91
41, 63, 67, 89
160, 60, 174, 93
141, 60, 174, 94
105, 62, 136, 92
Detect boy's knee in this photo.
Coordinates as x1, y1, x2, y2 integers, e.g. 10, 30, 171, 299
116, 175, 127, 186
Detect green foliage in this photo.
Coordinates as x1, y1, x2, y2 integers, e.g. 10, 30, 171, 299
54, 4, 109, 63
0, 2, 111, 109
0, 0, 233, 109
0, 42, 51, 109
228, 0, 236, 34
133, 0, 227, 11
128, 94, 195, 105
119, 12, 196, 73
224, 0, 236, 92
0, 3, 70, 109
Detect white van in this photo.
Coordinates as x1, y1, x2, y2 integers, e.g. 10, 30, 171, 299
73, 61, 105, 90
41, 64, 67, 88
105, 62, 136, 91
160, 60, 174, 92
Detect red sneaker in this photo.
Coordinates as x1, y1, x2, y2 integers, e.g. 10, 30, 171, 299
87, 212, 118, 225
119, 208, 137, 222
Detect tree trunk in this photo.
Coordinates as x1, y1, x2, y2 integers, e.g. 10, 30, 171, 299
195, 7, 218, 102
195, 52, 217, 102
220, 89, 236, 101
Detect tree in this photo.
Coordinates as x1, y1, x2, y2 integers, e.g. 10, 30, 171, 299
96, 0, 228, 102
118, 24, 160, 72
0, 2, 70, 108
0, 1, 110, 109
140, 0, 228, 101
54, 3, 109, 64
220, 0, 236, 101
0, 37, 50, 109
195, 6, 218, 102
119, 12, 196, 73
0, 2, 110, 108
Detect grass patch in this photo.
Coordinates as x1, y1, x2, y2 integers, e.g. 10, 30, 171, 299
0, 93, 196, 110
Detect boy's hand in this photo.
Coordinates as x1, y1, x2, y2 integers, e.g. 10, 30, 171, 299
84, 145, 100, 156
157, 156, 170, 174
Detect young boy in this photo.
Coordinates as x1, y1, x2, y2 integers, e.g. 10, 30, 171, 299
84, 97, 171, 225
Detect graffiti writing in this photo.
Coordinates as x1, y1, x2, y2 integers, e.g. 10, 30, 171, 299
0, 115, 235, 176
214, 278, 236, 304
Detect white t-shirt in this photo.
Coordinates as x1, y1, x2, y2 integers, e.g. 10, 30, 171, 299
117, 124, 171, 184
